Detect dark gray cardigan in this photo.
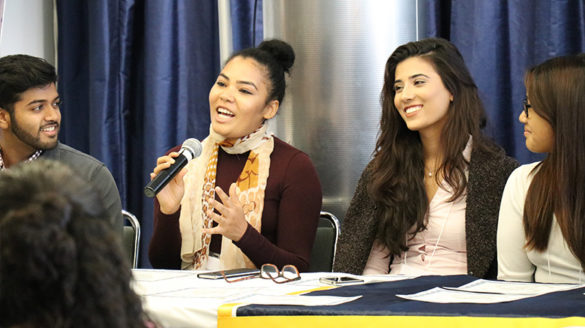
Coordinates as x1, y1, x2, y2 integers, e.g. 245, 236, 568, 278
333, 141, 518, 279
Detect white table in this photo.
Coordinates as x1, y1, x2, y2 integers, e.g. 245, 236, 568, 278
133, 269, 375, 328
133, 270, 585, 328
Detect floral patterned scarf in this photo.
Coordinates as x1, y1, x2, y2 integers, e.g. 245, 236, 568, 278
179, 124, 273, 270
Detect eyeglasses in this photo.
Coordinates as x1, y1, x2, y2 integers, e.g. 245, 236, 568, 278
220, 270, 259, 283
260, 264, 300, 284
522, 98, 532, 118
221, 264, 301, 284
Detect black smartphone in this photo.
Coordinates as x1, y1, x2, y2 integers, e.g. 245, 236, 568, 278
197, 268, 260, 280
319, 276, 365, 286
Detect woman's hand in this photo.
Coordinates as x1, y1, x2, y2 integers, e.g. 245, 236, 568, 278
149, 152, 187, 214
202, 183, 248, 242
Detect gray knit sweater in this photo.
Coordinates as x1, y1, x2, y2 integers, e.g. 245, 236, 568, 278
333, 141, 518, 279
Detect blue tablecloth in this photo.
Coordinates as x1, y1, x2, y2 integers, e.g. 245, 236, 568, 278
236, 275, 585, 318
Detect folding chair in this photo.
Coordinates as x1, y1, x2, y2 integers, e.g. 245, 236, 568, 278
308, 211, 340, 272
122, 209, 140, 268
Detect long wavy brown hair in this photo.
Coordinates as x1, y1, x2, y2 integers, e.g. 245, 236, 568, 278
371, 38, 493, 256
523, 54, 585, 270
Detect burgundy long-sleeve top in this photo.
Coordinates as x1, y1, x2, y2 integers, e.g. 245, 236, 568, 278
148, 137, 322, 272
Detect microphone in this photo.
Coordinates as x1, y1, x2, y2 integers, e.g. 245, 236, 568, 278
144, 138, 202, 198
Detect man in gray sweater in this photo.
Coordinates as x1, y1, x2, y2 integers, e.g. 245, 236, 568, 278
0, 54, 122, 233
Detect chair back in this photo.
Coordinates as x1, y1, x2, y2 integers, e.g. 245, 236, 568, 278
308, 211, 340, 272
122, 210, 141, 268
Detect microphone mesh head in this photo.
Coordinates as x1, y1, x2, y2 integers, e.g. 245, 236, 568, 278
182, 138, 202, 158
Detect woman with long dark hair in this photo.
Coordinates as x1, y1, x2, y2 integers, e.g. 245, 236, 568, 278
334, 38, 518, 278
498, 54, 585, 283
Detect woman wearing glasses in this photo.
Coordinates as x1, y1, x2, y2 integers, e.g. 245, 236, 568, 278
148, 39, 322, 272
497, 54, 585, 283
334, 38, 518, 278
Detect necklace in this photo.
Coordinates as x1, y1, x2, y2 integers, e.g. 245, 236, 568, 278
425, 159, 440, 178
425, 167, 435, 177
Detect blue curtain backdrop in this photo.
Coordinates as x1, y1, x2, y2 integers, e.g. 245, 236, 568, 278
55, 0, 584, 267
230, 0, 263, 50
423, 0, 585, 164
57, 0, 220, 267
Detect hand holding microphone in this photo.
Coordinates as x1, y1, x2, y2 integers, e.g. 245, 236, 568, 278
145, 139, 202, 201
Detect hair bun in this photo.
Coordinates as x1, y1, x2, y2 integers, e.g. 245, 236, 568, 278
258, 39, 295, 74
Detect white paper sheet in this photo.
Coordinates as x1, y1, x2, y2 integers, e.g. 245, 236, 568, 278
134, 270, 361, 327
446, 279, 585, 296
397, 279, 585, 304
133, 269, 196, 282
397, 287, 532, 303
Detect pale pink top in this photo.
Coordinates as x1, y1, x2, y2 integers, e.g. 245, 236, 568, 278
363, 139, 472, 276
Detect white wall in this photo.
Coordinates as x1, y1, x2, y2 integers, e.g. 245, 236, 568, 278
0, 0, 55, 65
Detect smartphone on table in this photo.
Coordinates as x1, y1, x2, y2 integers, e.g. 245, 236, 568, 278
319, 276, 365, 286
197, 268, 260, 280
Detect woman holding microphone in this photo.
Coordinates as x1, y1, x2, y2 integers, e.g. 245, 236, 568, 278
148, 40, 322, 272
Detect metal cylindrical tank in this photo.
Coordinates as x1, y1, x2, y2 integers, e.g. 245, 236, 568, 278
264, 0, 421, 221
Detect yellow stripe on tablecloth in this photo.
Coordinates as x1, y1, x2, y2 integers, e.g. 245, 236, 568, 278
218, 314, 585, 328
217, 286, 336, 318
218, 303, 241, 318
287, 285, 336, 295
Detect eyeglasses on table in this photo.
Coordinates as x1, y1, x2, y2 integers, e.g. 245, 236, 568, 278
221, 264, 300, 284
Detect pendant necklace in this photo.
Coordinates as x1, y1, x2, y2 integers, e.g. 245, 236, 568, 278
425, 167, 435, 178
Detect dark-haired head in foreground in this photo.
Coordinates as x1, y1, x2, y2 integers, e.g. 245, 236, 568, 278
0, 159, 150, 328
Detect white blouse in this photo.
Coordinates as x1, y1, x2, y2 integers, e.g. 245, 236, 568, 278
497, 162, 585, 284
